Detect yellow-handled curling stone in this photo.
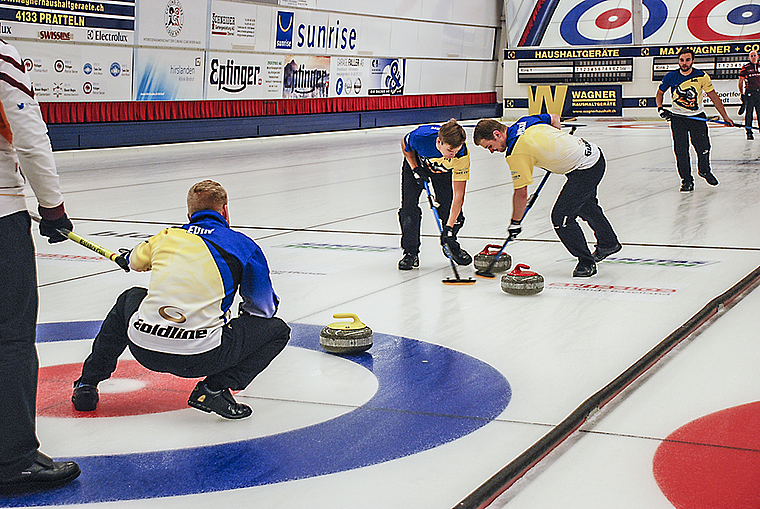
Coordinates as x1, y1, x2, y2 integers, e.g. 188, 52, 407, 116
319, 313, 373, 354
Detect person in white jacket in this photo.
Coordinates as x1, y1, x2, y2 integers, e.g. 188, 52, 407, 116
0, 40, 80, 493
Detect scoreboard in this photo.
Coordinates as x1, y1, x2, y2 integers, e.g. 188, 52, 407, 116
517, 58, 633, 84
652, 54, 745, 81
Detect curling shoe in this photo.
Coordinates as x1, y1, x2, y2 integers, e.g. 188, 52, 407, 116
0, 452, 80, 494
71, 382, 99, 412
698, 171, 719, 186
188, 381, 252, 419
679, 181, 694, 192
443, 242, 472, 266
592, 242, 622, 262
398, 253, 419, 270
748, 130, 754, 140
573, 260, 597, 278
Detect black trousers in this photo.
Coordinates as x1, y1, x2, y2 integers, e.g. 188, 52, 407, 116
670, 113, 711, 184
551, 152, 619, 264
398, 159, 464, 255
79, 287, 290, 392
0, 211, 40, 477
745, 89, 760, 131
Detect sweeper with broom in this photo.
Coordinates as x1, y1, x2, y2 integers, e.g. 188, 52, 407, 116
397, 119, 472, 273
473, 114, 621, 278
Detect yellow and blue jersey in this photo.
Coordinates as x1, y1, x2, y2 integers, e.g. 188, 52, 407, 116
505, 115, 600, 189
404, 125, 470, 181
658, 68, 714, 116
127, 210, 279, 355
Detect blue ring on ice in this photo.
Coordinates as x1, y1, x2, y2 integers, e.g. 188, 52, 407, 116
2, 322, 510, 506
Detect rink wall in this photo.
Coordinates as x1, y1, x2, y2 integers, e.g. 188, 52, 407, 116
2, 0, 502, 149
45, 94, 501, 150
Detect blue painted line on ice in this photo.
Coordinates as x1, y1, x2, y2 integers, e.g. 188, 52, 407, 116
5, 322, 510, 506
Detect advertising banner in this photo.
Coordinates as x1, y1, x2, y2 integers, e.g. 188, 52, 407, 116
563, 85, 622, 116
15, 39, 131, 101
528, 85, 622, 116
206, 52, 283, 99
274, 9, 360, 55
705, 81, 741, 106
137, 0, 207, 48
134, 47, 203, 101
0, 0, 134, 44
368, 58, 404, 95
209, 0, 257, 50
330, 57, 405, 97
282, 55, 329, 98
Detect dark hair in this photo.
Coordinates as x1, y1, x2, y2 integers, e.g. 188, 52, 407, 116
678, 48, 694, 59
438, 119, 466, 149
473, 118, 507, 145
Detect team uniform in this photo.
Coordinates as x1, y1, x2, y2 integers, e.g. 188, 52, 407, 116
0, 40, 78, 483
739, 60, 760, 137
398, 125, 470, 258
77, 210, 290, 395
505, 114, 618, 268
658, 68, 716, 186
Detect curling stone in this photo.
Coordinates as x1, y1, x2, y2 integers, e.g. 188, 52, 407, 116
501, 264, 544, 296
319, 313, 373, 354
473, 244, 512, 273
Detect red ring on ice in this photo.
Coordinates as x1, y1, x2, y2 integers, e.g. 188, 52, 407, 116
37, 361, 200, 418
653, 401, 760, 508
688, 0, 760, 41
596, 8, 631, 29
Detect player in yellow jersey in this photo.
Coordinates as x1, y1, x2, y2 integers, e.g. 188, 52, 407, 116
656, 47, 733, 191
474, 114, 620, 277
72, 181, 290, 420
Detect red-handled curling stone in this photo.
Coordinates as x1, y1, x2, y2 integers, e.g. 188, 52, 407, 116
473, 244, 512, 274
500, 264, 544, 295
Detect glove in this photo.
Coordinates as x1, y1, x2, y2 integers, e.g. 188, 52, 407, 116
116, 248, 132, 272
658, 107, 672, 121
739, 94, 746, 116
441, 224, 456, 246
508, 219, 522, 239
411, 165, 429, 187
38, 204, 73, 244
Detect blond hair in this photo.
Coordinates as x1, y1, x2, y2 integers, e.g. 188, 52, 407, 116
187, 180, 227, 215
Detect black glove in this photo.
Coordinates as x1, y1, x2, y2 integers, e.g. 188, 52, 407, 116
116, 248, 132, 272
658, 107, 672, 121
739, 94, 746, 116
38, 205, 73, 244
411, 165, 430, 187
441, 224, 456, 246
508, 219, 522, 239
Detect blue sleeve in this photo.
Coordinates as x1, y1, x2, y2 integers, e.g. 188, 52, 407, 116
537, 113, 552, 124
239, 244, 280, 318
659, 72, 671, 92
404, 128, 420, 153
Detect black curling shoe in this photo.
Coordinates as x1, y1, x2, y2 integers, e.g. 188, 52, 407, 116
592, 242, 622, 262
398, 253, 419, 270
188, 381, 252, 419
0, 452, 80, 493
573, 260, 597, 278
72, 382, 99, 412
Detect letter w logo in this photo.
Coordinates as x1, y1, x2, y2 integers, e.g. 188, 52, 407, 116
528, 85, 568, 116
